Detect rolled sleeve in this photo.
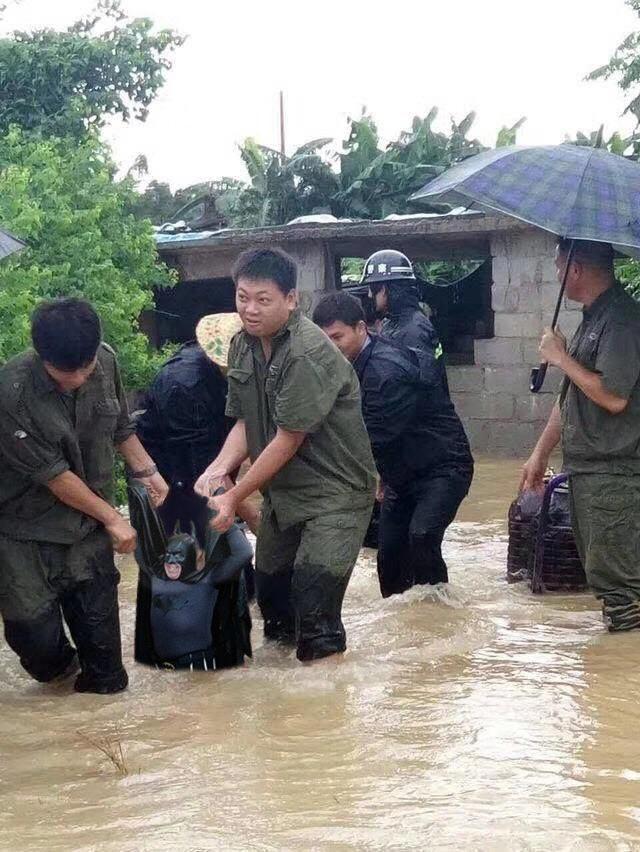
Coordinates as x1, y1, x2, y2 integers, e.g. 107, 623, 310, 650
596, 321, 640, 399
224, 336, 245, 419
225, 379, 244, 419
0, 407, 69, 484
274, 357, 340, 433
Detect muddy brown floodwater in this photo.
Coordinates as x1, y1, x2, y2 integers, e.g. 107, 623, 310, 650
2, 459, 640, 851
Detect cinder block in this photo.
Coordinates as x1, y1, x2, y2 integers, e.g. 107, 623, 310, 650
492, 255, 541, 287
453, 392, 515, 420
491, 230, 556, 260
447, 366, 483, 393
494, 312, 543, 338
515, 395, 556, 423
491, 256, 511, 285
515, 282, 544, 313
516, 230, 558, 258
491, 283, 520, 312
483, 366, 534, 395
461, 419, 491, 452
475, 337, 524, 366
485, 421, 542, 454
522, 337, 542, 365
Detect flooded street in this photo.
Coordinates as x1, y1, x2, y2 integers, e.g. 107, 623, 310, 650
2, 459, 640, 851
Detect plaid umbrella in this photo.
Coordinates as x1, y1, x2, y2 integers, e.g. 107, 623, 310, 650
0, 227, 25, 260
410, 144, 640, 255
410, 144, 640, 392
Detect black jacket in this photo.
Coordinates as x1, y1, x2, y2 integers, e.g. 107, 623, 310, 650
136, 342, 231, 485
353, 335, 472, 489
380, 282, 448, 391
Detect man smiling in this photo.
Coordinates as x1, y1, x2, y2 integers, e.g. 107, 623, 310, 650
195, 248, 376, 662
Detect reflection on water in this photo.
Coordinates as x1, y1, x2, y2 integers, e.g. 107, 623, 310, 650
2, 460, 640, 851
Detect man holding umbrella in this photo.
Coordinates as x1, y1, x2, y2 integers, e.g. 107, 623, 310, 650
521, 238, 640, 631
411, 142, 640, 632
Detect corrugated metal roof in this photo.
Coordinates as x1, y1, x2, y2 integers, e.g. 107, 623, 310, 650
154, 210, 532, 254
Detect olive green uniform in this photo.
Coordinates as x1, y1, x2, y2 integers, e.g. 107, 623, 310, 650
226, 309, 376, 660
0, 344, 133, 687
560, 285, 640, 630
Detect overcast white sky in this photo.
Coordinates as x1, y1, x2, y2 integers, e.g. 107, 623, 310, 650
2, 0, 639, 189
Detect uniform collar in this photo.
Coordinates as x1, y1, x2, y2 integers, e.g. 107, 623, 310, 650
244, 307, 301, 350
583, 283, 620, 321
32, 354, 59, 395
275, 307, 301, 339
31, 349, 104, 396
353, 333, 374, 378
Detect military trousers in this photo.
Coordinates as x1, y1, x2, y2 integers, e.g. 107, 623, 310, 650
255, 503, 372, 661
569, 473, 640, 631
0, 528, 128, 692
378, 467, 472, 598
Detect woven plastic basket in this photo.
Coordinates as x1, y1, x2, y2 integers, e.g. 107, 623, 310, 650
507, 474, 587, 593
529, 474, 586, 594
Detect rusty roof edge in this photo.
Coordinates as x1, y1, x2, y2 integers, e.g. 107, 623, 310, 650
155, 212, 533, 253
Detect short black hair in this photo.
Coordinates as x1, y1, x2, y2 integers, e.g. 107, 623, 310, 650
232, 248, 297, 295
31, 297, 102, 370
312, 291, 366, 328
557, 238, 614, 272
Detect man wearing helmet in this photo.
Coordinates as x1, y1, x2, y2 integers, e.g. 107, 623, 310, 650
314, 291, 473, 595
355, 250, 474, 590
362, 249, 448, 391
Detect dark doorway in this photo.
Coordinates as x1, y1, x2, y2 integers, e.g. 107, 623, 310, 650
143, 278, 236, 347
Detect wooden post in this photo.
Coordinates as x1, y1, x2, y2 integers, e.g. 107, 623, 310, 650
279, 90, 286, 158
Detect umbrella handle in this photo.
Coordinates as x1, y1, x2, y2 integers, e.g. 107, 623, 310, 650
529, 240, 575, 395
530, 363, 548, 393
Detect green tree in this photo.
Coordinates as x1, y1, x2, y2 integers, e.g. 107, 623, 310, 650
334, 108, 492, 218
0, 0, 183, 139
128, 179, 177, 224
617, 258, 640, 300
232, 137, 337, 227
0, 127, 173, 386
566, 123, 640, 158
127, 107, 527, 229
588, 0, 640, 123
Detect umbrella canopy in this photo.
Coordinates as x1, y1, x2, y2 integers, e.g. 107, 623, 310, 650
0, 227, 25, 260
410, 144, 640, 255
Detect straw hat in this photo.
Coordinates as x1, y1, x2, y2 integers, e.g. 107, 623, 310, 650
195, 312, 243, 367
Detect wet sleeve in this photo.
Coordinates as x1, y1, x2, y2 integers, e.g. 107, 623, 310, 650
113, 355, 136, 444
225, 382, 243, 419
0, 403, 69, 484
225, 338, 244, 419
274, 356, 340, 433
361, 372, 417, 452
595, 320, 640, 399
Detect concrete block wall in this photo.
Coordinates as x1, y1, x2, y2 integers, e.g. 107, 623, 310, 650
449, 229, 582, 457
288, 241, 335, 315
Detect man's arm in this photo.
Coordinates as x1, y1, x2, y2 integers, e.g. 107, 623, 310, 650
520, 403, 561, 492
208, 428, 305, 532
194, 420, 250, 497
117, 433, 169, 507
362, 373, 417, 456
540, 328, 629, 414
47, 471, 137, 553
559, 357, 628, 414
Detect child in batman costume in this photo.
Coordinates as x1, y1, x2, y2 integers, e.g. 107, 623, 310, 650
129, 480, 252, 671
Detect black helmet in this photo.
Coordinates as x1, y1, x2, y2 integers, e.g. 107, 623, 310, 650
360, 250, 416, 286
